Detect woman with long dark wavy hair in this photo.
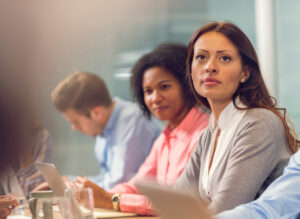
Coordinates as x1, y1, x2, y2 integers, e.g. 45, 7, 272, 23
175, 21, 299, 214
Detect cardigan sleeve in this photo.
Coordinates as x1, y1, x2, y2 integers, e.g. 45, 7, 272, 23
209, 109, 290, 213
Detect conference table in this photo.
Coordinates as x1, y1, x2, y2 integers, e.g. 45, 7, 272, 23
94, 208, 159, 218
113, 217, 158, 219
8, 205, 160, 219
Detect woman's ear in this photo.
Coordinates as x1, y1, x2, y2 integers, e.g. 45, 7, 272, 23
240, 66, 250, 83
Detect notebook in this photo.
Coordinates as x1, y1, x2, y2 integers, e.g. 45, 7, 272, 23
135, 181, 214, 219
36, 162, 137, 218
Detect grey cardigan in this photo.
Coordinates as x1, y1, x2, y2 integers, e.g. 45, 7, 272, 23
175, 108, 291, 213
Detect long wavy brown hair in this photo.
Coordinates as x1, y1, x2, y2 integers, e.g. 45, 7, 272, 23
186, 21, 299, 153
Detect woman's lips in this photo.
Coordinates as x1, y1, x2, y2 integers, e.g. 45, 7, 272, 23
203, 77, 220, 85
154, 106, 168, 112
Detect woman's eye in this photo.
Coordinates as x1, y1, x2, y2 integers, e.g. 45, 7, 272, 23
220, 56, 232, 62
161, 84, 170, 89
144, 89, 152, 94
196, 54, 206, 61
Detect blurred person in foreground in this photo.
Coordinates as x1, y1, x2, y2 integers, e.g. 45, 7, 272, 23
217, 149, 300, 219
74, 42, 210, 215
0, 83, 21, 218
0, 116, 52, 199
0, 79, 50, 217
0, 85, 52, 199
173, 21, 298, 213
50, 71, 162, 190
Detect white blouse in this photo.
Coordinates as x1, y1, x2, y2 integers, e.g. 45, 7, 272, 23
202, 98, 247, 194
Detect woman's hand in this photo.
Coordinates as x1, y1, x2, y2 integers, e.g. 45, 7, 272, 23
75, 176, 113, 209
0, 195, 19, 218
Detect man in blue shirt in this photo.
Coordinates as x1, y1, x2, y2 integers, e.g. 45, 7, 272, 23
217, 150, 300, 219
51, 71, 162, 189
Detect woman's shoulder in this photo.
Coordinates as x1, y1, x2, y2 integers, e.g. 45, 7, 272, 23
244, 108, 282, 126
150, 131, 166, 148
193, 106, 210, 118
237, 108, 285, 141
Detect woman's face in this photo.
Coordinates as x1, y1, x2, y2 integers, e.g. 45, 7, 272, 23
191, 31, 248, 105
143, 66, 188, 129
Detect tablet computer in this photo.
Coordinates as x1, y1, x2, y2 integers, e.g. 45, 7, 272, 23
36, 162, 67, 197
136, 181, 213, 219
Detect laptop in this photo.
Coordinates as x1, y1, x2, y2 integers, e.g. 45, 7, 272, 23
135, 181, 214, 219
36, 162, 137, 218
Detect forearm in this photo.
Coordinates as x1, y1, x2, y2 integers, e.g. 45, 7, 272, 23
110, 178, 154, 214
94, 190, 113, 209
95, 183, 155, 215
77, 177, 113, 209
119, 193, 155, 215
110, 181, 138, 194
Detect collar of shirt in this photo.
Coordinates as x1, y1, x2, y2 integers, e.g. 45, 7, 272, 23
162, 107, 202, 140
208, 97, 246, 132
102, 97, 122, 137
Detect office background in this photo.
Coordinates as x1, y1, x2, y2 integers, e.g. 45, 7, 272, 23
0, 0, 299, 175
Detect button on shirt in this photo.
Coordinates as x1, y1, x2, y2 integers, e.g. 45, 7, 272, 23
111, 107, 210, 215
217, 150, 300, 219
92, 97, 162, 190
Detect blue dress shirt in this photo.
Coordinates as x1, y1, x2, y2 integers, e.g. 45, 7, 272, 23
217, 150, 300, 219
91, 97, 162, 190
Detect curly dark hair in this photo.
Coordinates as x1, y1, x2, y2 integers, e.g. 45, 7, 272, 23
131, 42, 197, 118
186, 21, 299, 153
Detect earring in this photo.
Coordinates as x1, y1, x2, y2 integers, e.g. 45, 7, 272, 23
240, 78, 246, 83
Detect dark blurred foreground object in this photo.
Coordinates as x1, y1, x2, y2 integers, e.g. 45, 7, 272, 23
0, 79, 52, 197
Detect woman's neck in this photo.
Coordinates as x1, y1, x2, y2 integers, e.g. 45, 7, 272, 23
168, 105, 191, 130
208, 98, 232, 122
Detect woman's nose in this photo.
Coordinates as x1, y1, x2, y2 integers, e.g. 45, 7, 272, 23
205, 58, 217, 73
151, 90, 163, 103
